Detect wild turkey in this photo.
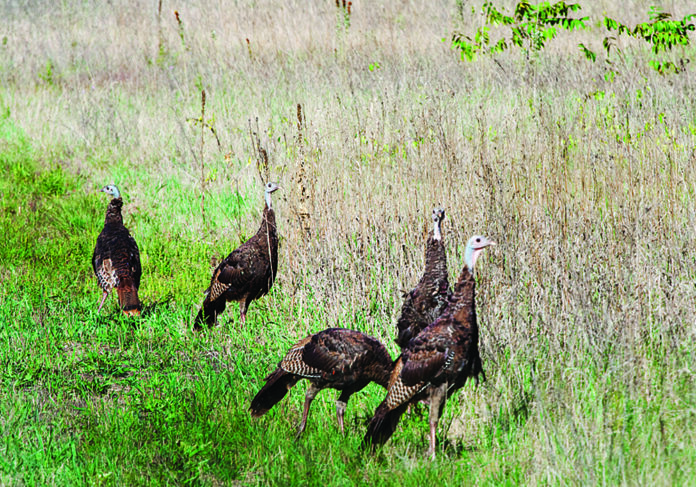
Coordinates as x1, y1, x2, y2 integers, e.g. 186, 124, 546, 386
250, 328, 394, 437
395, 207, 449, 349
92, 184, 142, 317
194, 182, 281, 328
363, 235, 495, 459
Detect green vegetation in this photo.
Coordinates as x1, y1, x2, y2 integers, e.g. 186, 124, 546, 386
451, 1, 695, 74
1, 1, 696, 485
452, 1, 590, 61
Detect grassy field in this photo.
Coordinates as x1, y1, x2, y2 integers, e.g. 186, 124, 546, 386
2, 0, 696, 485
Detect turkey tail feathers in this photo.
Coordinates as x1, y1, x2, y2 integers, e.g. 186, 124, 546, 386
117, 278, 141, 317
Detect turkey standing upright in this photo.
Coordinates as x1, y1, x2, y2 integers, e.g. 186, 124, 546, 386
395, 207, 449, 349
363, 235, 495, 459
250, 328, 394, 437
92, 184, 142, 317
194, 182, 281, 328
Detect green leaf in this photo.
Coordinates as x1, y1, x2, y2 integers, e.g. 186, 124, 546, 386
578, 43, 596, 62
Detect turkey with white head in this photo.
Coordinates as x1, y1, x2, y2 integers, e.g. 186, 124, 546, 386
395, 207, 450, 349
92, 184, 142, 317
364, 234, 495, 459
194, 182, 281, 328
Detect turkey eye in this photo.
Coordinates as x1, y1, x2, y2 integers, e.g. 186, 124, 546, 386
476, 238, 481, 243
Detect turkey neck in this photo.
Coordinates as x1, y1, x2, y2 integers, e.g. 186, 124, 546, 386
447, 266, 476, 328
259, 205, 277, 239
424, 233, 447, 277
104, 198, 124, 226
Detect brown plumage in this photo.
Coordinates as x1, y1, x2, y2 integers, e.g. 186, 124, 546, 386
194, 182, 281, 328
250, 328, 395, 437
363, 235, 495, 459
92, 184, 142, 317
395, 207, 449, 349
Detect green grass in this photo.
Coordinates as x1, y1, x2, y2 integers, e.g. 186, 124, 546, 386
2, 107, 695, 485
2, 1, 696, 485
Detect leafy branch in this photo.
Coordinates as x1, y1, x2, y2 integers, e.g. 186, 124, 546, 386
601, 8, 696, 74
451, 2, 696, 75
452, 1, 589, 61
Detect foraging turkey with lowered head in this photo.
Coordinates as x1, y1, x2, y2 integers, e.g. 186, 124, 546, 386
250, 328, 394, 437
